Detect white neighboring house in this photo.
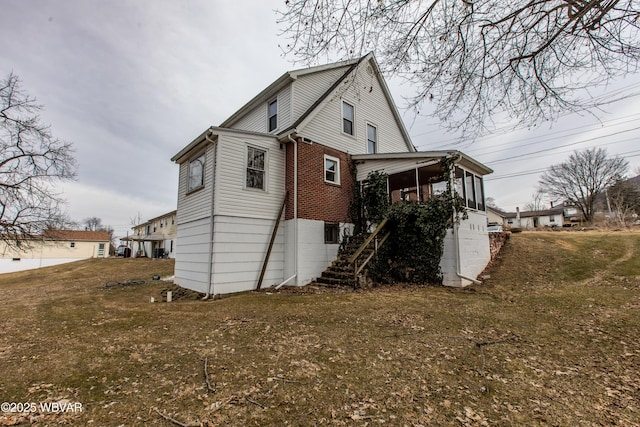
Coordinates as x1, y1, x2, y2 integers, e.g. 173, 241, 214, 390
122, 210, 177, 258
171, 53, 493, 295
503, 207, 565, 229
0, 230, 110, 274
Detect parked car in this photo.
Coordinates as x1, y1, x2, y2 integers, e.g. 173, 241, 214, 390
487, 225, 503, 233
115, 246, 131, 258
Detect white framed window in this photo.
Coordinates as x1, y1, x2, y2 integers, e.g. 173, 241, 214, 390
342, 101, 354, 135
367, 123, 377, 154
267, 99, 278, 132
187, 152, 205, 192
246, 145, 267, 190
324, 154, 340, 185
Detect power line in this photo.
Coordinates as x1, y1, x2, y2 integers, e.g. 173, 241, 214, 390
483, 126, 640, 165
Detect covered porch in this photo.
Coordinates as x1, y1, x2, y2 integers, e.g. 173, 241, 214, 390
351, 151, 493, 287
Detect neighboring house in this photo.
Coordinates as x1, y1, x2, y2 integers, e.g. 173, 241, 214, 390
0, 230, 110, 274
486, 206, 508, 226
503, 206, 565, 229
122, 210, 177, 258
171, 53, 493, 295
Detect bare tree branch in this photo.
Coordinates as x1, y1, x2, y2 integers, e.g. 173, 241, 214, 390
277, 0, 640, 137
0, 72, 77, 249
539, 147, 628, 222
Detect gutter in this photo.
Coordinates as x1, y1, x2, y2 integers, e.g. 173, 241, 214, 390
205, 128, 217, 297
287, 132, 299, 286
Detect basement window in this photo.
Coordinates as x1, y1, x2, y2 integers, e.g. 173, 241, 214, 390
324, 222, 339, 244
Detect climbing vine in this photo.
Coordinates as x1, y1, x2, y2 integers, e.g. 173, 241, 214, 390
367, 156, 466, 285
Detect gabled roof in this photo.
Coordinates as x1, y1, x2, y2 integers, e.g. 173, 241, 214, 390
219, 57, 361, 129
171, 126, 277, 164
218, 52, 415, 153
503, 207, 565, 219
41, 230, 111, 242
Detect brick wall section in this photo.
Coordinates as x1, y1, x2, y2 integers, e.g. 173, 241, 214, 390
285, 139, 355, 223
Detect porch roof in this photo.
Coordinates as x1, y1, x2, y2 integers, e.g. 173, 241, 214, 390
352, 151, 493, 176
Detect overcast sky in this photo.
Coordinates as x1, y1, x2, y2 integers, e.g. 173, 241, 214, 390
3, 0, 640, 238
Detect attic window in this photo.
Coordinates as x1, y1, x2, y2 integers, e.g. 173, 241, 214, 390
268, 99, 278, 132
342, 101, 354, 135
70, 242, 76, 248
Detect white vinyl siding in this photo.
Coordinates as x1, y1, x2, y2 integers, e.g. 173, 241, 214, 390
176, 143, 215, 225
232, 86, 292, 133
291, 66, 351, 122
210, 216, 284, 294
214, 134, 285, 219
173, 217, 212, 294
299, 60, 410, 155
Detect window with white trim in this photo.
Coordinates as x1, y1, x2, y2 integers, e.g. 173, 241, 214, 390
367, 124, 377, 154
246, 146, 267, 190
324, 155, 340, 184
342, 101, 354, 135
268, 99, 278, 132
188, 152, 205, 192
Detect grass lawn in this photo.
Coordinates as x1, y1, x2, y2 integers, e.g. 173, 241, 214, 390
1, 231, 639, 426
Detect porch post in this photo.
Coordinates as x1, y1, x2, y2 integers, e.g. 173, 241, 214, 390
415, 167, 420, 202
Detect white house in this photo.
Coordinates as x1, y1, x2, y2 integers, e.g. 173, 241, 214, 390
0, 230, 110, 274
121, 210, 177, 258
171, 53, 493, 295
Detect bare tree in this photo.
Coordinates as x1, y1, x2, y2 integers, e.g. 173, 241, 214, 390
539, 148, 628, 223
607, 179, 640, 226
83, 216, 103, 231
0, 73, 76, 248
524, 190, 547, 211
278, 1, 640, 136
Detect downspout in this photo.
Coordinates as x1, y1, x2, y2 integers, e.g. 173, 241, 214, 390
205, 128, 217, 297
450, 160, 482, 286
287, 133, 299, 286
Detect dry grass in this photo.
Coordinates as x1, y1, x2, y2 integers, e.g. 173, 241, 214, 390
1, 232, 639, 426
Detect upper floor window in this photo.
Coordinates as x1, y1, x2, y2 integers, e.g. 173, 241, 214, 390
268, 99, 278, 132
324, 154, 340, 185
188, 152, 205, 192
367, 124, 377, 154
246, 146, 267, 190
342, 101, 354, 135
